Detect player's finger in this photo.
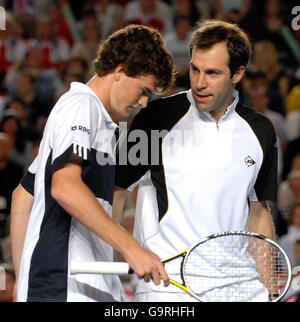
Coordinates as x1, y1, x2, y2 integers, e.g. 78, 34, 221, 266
150, 270, 162, 286
159, 267, 170, 287
144, 273, 151, 283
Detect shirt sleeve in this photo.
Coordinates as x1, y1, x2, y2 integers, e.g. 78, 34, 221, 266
115, 107, 152, 191
20, 171, 35, 195
51, 94, 100, 172
20, 156, 39, 195
250, 124, 278, 202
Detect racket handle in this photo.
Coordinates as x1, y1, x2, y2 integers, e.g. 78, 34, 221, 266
70, 261, 131, 275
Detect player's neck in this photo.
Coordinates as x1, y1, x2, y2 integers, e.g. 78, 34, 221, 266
87, 75, 120, 124
87, 74, 112, 110
210, 96, 234, 124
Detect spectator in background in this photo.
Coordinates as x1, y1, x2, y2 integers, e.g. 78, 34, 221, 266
285, 82, 300, 141
34, 15, 70, 78
286, 82, 300, 116
251, 0, 300, 72
70, 18, 101, 76
123, 0, 173, 34
249, 85, 288, 151
0, 110, 33, 171
5, 45, 58, 109
92, 0, 125, 39
173, 0, 201, 27
240, 70, 286, 120
5, 99, 40, 143
10, 0, 37, 16
12, 70, 50, 131
5, 99, 29, 129
0, 13, 28, 93
46, 0, 80, 48
55, 57, 89, 101
12, 11, 36, 41
249, 40, 290, 115
164, 15, 192, 92
212, 0, 252, 24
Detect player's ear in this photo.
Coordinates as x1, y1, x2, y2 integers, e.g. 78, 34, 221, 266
232, 66, 245, 85
114, 65, 126, 81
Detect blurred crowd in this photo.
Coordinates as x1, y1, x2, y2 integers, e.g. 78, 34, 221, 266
0, 0, 300, 302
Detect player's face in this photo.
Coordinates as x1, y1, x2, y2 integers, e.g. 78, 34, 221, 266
110, 71, 157, 120
189, 41, 244, 121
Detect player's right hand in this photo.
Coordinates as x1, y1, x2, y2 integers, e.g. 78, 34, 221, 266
122, 244, 169, 287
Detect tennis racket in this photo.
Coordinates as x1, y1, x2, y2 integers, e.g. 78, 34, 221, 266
70, 231, 292, 302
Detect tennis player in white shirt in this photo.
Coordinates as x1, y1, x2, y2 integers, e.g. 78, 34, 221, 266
10, 24, 175, 302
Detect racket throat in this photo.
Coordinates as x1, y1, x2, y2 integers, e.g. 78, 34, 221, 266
164, 252, 190, 295
169, 279, 190, 294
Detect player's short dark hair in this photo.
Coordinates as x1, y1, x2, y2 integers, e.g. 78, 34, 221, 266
190, 19, 252, 76
94, 24, 175, 93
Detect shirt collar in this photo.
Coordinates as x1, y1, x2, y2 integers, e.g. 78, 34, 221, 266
70, 82, 118, 129
186, 89, 239, 122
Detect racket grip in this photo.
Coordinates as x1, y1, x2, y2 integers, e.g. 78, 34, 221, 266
70, 261, 131, 275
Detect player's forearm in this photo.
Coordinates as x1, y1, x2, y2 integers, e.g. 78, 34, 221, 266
10, 185, 34, 279
247, 201, 275, 240
51, 174, 141, 257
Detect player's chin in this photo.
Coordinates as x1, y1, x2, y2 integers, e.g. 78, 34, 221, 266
118, 108, 131, 119
195, 102, 213, 113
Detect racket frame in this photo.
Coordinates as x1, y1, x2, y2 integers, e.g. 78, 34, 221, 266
181, 231, 292, 302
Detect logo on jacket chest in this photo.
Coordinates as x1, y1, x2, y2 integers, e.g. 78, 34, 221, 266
245, 155, 256, 167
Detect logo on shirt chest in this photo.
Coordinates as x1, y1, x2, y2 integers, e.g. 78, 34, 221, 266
245, 155, 256, 167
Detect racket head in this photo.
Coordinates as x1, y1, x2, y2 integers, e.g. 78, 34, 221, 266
181, 231, 292, 302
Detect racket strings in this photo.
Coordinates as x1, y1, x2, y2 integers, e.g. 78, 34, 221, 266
183, 235, 290, 302
248, 239, 287, 302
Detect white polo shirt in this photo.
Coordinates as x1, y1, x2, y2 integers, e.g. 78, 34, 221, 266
18, 82, 123, 302
115, 90, 278, 298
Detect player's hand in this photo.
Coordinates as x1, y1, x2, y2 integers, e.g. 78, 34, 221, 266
122, 245, 169, 287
